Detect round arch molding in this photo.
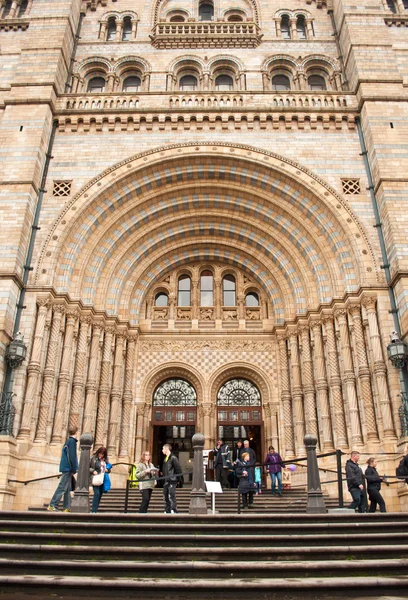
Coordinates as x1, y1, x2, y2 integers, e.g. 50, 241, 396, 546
141, 363, 205, 408
208, 362, 272, 407
35, 142, 380, 326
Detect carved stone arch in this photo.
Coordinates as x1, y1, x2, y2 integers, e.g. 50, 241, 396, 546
262, 54, 299, 74
300, 54, 339, 72
101, 11, 122, 21
113, 55, 152, 76
121, 10, 139, 20
207, 54, 245, 73
209, 362, 271, 408
167, 55, 207, 75
274, 9, 293, 18
164, 8, 190, 20
73, 56, 112, 76
223, 8, 248, 21
142, 363, 205, 408
293, 9, 311, 17
152, 0, 261, 25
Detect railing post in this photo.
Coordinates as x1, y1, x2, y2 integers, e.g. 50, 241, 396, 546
71, 432, 93, 513
124, 478, 130, 514
336, 449, 344, 508
189, 432, 208, 514
304, 433, 326, 514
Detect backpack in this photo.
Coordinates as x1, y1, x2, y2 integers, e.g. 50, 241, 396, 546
396, 457, 408, 478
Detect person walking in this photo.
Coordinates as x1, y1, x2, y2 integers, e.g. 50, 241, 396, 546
345, 451, 366, 513
90, 446, 110, 513
264, 446, 285, 496
136, 450, 158, 513
47, 426, 78, 512
162, 443, 182, 514
236, 452, 256, 510
213, 439, 231, 489
365, 457, 386, 513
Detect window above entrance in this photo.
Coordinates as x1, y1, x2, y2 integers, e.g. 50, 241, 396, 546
217, 378, 261, 406
153, 378, 197, 406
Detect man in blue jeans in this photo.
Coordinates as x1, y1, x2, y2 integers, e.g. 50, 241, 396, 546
264, 446, 285, 496
47, 426, 78, 512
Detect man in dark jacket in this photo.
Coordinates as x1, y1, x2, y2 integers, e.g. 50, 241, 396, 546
264, 446, 285, 496
345, 451, 366, 513
47, 426, 78, 512
162, 443, 182, 513
213, 439, 231, 489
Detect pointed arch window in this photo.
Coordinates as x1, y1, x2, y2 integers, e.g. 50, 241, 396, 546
123, 76, 141, 92
215, 74, 234, 91
122, 17, 132, 40
272, 74, 290, 91
179, 75, 198, 91
223, 275, 236, 306
87, 77, 106, 93
107, 18, 117, 40
200, 270, 214, 306
308, 74, 326, 90
178, 275, 191, 306
281, 15, 291, 39
199, 1, 214, 21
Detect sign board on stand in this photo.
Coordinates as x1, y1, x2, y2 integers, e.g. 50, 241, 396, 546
205, 480, 223, 514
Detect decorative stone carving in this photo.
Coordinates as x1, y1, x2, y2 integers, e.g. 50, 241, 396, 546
200, 308, 214, 320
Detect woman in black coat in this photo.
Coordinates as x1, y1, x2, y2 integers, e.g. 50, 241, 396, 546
235, 452, 256, 510
365, 457, 386, 513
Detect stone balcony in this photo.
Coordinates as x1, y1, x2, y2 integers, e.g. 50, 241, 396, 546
150, 21, 263, 48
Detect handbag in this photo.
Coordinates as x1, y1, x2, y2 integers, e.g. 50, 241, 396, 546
92, 472, 104, 486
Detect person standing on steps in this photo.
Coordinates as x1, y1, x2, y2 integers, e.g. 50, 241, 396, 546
345, 451, 366, 513
236, 452, 256, 510
136, 450, 158, 513
213, 439, 231, 489
264, 446, 285, 496
90, 446, 110, 513
365, 457, 386, 513
162, 443, 182, 514
232, 440, 244, 488
47, 426, 78, 512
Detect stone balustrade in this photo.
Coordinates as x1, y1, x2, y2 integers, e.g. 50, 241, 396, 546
151, 21, 262, 48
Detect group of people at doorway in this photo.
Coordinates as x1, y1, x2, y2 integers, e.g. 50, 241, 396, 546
213, 440, 286, 508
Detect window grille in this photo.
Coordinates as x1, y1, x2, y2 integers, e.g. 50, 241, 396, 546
217, 378, 261, 406
153, 379, 197, 406
341, 178, 360, 195
53, 181, 72, 197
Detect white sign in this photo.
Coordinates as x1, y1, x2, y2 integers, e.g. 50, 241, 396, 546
205, 481, 223, 494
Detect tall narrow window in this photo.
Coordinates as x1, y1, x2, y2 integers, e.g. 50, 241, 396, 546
178, 275, 191, 306
386, 0, 397, 11
122, 17, 132, 40
179, 75, 197, 91
215, 75, 234, 91
18, 0, 28, 16
296, 15, 307, 39
272, 74, 290, 91
308, 74, 326, 90
155, 292, 169, 306
123, 76, 141, 92
223, 275, 236, 306
200, 270, 214, 306
281, 15, 291, 39
87, 77, 106, 93
245, 292, 259, 306
107, 18, 116, 40
199, 2, 214, 21
2, 0, 12, 17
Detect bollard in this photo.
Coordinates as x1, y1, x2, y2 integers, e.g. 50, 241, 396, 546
71, 432, 93, 513
304, 433, 326, 514
189, 432, 208, 514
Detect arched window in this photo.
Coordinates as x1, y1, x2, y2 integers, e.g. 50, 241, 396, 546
123, 76, 141, 92
122, 17, 132, 40
200, 270, 214, 306
223, 275, 236, 306
199, 1, 214, 21
215, 74, 234, 91
153, 379, 197, 406
228, 14, 243, 21
308, 74, 327, 90
2, 0, 12, 17
87, 77, 106, 93
155, 292, 168, 306
245, 292, 259, 307
272, 74, 290, 91
178, 275, 191, 306
170, 14, 185, 21
281, 15, 291, 39
296, 15, 307, 39
18, 0, 28, 16
386, 0, 397, 11
179, 75, 198, 91
107, 18, 116, 40
217, 379, 261, 406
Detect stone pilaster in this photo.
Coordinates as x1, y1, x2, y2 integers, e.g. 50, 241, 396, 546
95, 326, 115, 448
299, 326, 319, 443
82, 321, 104, 435
119, 334, 137, 458
277, 334, 295, 459
69, 316, 91, 430
310, 320, 334, 451
288, 329, 305, 455
108, 331, 125, 456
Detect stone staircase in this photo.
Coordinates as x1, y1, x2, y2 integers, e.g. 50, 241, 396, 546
0, 510, 407, 598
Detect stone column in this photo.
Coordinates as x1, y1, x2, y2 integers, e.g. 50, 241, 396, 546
237, 294, 245, 320
201, 404, 212, 446
323, 314, 348, 448
18, 298, 49, 439
362, 296, 396, 438
192, 278, 199, 319
51, 309, 78, 444
106, 74, 116, 92
299, 326, 319, 442
288, 330, 305, 455
305, 434, 326, 514
95, 326, 115, 447
69, 316, 91, 430
115, 21, 123, 41
9, 0, 19, 18
169, 293, 176, 320
215, 280, 222, 320
82, 321, 104, 435
35, 304, 64, 442
277, 334, 295, 458
290, 17, 297, 38
239, 72, 246, 90
310, 320, 334, 451
108, 331, 125, 456
334, 308, 363, 446
189, 432, 207, 514
202, 72, 210, 91
134, 403, 148, 460
349, 304, 379, 442
119, 334, 137, 458
71, 433, 93, 513
131, 19, 137, 39
305, 18, 313, 38
274, 18, 281, 36
99, 21, 107, 40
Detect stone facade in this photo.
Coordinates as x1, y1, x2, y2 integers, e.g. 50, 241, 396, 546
0, 0, 408, 511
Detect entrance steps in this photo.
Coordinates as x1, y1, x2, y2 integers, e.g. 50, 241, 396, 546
0, 511, 407, 598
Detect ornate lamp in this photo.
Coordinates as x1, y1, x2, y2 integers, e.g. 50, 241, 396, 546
387, 331, 408, 436
1, 332, 27, 435
4, 332, 27, 369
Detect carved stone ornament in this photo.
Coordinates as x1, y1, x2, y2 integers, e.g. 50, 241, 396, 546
153, 378, 197, 406
217, 378, 261, 406
200, 308, 214, 320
